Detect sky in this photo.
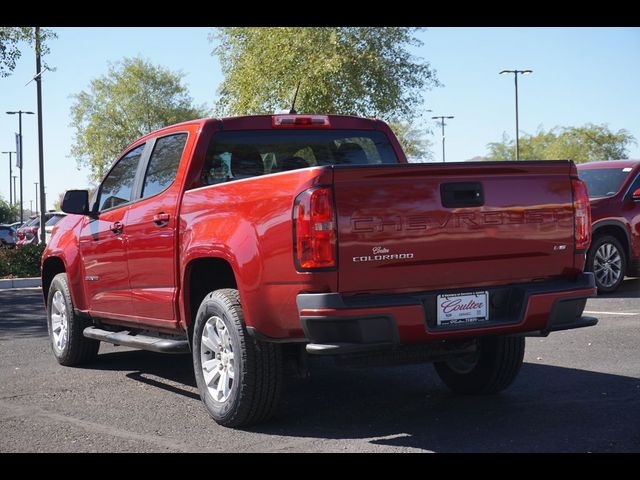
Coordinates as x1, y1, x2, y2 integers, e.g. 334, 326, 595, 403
1, 26, 639, 211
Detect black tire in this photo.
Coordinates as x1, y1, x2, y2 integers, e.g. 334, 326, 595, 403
46, 273, 99, 366
434, 336, 525, 394
586, 235, 627, 294
192, 289, 283, 428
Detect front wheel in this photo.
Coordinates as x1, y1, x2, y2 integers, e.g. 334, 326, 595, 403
192, 289, 283, 428
47, 273, 99, 366
434, 336, 525, 394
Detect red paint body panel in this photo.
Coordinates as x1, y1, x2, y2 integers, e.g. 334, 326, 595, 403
42, 114, 596, 344
334, 162, 579, 294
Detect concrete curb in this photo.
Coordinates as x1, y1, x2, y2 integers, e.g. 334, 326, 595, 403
0, 277, 42, 290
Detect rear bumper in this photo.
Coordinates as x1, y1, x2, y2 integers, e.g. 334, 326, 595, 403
297, 273, 598, 355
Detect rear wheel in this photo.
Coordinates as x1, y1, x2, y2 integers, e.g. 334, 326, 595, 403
434, 336, 525, 394
586, 235, 626, 294
192, 289, 283, 427
47, 273, 99, 366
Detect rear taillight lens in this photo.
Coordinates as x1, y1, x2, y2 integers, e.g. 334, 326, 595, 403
572, 177, 591, 251
293, 186, 337, 270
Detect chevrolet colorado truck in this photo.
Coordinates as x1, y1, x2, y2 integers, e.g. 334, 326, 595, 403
42, 114, 598, 427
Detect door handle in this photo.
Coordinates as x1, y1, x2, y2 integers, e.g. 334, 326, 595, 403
153, 213, 170, 226
110, 221, 124, 234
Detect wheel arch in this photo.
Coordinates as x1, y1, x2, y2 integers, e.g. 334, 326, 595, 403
42, 256, 67, 307
182, 256, 239, 344
592, 220, 631, 265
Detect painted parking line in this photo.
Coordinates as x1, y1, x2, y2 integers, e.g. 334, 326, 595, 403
584, 311, 639, 316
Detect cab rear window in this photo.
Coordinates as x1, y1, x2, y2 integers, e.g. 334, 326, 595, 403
201, 130, 398, 185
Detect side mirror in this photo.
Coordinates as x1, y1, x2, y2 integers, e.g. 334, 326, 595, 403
633, 188, 640, 202
61, 190, 90, 215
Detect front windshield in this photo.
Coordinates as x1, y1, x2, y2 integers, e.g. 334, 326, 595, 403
577, 168, 631, 198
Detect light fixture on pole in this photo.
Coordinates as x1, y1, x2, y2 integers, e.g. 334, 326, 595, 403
431, 115, 454, 163
6, 110, 35, 223
499, 69, 532, 161
2, 151, 16, 205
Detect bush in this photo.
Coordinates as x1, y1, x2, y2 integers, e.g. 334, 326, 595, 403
0, 244, 46, 278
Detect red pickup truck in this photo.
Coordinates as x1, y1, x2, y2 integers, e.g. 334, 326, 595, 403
42, 114, 597, 427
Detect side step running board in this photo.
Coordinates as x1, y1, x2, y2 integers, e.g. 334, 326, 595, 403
83, 327, 190, 354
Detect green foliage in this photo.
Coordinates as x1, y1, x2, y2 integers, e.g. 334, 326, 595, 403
0, 197, 18, 223
487, 124, 637, 163
212, 27, 439, 121
388, 120, 434, 162
70, 56, 208, 181
0, 244, 45, 278
0, 27, 56, 77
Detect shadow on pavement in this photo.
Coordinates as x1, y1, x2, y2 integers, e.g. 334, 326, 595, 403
0, 289, 47, 339
251, 359, 640, 452
599, 277, 640, 299
87, 349, 198, 400
82, 347, 640, 452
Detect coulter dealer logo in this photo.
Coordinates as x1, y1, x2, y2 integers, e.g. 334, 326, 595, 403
352, 247, 414, 263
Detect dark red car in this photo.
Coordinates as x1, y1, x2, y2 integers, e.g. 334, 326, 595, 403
16, 212, 66, 247
577, 160, 640, 293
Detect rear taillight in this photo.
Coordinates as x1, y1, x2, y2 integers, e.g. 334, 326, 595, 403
572, 177, 591, 251
293, 186, 337, 270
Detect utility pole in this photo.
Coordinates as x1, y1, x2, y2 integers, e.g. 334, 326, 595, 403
12, 176, 17, 207
35, 26, 47, 244
2, 151, 15, 205
34, 182, 39, 215
431, 115, 455, 163
499, 69, 533, 160
6, 110, 35, 223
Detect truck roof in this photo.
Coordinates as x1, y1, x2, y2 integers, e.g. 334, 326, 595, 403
133, 114, 384, 145
577, 159, 640, 170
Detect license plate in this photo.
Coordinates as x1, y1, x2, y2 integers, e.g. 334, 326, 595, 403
436, 291, 489, 327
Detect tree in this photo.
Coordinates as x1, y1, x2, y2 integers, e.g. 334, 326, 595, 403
70, 57, 208, 181
0, 197, 18, 223
487, 124, 636, 163
211, 28, 439, 121
389, 120, 434, 162
0, 27, 56, 77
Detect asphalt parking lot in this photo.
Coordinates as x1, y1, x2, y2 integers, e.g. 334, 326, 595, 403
1, 279, 639, 453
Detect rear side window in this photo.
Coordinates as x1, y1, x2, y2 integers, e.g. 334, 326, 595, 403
98, 144, 145, 211
142, 133, 188, 198
201, 130, 398, 185
577, 168, 632, 198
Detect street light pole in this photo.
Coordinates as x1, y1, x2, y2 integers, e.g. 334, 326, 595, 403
35, 26, 47, 245
12, 176, 17, 208
6, 110, 35, 223
499, 69, 532, 160
2, 151, 15, 205
34, 182, 39, 215
431, 115, 455, 163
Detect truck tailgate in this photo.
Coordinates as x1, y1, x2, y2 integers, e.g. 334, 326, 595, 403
334, 161, 576, 294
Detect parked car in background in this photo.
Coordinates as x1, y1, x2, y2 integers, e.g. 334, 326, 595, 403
0, 224, 17, 247
16, 212, 67, 247
45, 213, 67, 244
577, 159, 640, 293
